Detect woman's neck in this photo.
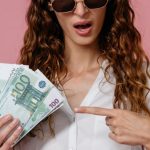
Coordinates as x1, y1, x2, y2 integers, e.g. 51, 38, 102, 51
64, 39, 103, 74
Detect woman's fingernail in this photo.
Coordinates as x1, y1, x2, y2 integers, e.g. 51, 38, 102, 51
5, 114, 12, 119
74, 108, 79, 112
12, 119, 19, 125
17, 126, 22, 131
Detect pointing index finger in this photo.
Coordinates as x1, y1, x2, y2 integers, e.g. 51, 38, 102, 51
74, 107, 117, 117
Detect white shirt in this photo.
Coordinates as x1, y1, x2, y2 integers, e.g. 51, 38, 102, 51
15, 60, 143, 150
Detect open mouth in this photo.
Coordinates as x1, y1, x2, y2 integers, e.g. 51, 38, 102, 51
73, 22, 92, 36
74, 23, 92, 29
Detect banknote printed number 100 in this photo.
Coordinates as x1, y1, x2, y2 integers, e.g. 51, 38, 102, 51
49, 99, 59, 109
11, 75, 30, 99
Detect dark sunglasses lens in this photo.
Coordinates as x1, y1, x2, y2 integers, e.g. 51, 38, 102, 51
85, 0, 107, 9
52, 0, 75, 12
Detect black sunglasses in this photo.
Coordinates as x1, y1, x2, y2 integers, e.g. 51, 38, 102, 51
48, 0, 108, 13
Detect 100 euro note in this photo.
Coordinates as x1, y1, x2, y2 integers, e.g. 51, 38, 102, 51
0, 64, 64, 145
0, 63, 29, 94
15, 68, 64, 145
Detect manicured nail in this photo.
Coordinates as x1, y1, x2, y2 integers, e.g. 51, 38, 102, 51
12, 119, 19, 125
5, 114, 12, 119
74, 108, 79, 112
17, 126, 22, 131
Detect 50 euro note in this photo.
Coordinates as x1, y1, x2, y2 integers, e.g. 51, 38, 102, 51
0, 64, 64, 145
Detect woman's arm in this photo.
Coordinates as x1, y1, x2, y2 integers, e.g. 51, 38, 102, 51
75, 107, 150, 147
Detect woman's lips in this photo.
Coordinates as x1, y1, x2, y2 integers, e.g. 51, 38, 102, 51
73, 21, 92, 36
74, 26, 92, 36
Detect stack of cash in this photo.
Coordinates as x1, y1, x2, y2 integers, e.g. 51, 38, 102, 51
0, 63, 64, 145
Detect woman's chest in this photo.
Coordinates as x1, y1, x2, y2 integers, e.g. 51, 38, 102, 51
62, 70, 99, 109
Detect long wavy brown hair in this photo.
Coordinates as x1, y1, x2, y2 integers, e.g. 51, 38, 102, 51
19, 0, 150, 135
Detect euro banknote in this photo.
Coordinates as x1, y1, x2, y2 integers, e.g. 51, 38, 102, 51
0, 63, 29, 94
0, 63, 64, 145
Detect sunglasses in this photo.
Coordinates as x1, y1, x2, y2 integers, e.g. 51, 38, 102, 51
48, 0, 108, 13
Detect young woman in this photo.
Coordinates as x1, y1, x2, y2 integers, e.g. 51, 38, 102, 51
0, 0, 150, 150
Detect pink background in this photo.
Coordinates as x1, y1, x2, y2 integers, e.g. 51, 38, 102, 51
0, 0, 150, 63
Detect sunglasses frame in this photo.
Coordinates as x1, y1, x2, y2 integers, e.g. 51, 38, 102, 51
48, 0, 108, 13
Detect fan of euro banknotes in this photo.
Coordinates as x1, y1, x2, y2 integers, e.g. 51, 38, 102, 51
0, 63, 64, 146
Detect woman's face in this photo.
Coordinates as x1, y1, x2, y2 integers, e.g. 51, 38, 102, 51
54, 0, 107, 46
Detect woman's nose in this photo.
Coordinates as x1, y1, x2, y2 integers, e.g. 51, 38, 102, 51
73, 0, 89, 17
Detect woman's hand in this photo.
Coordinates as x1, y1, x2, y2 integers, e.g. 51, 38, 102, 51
0, 114, 22, 150
74, 107, 150, 149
